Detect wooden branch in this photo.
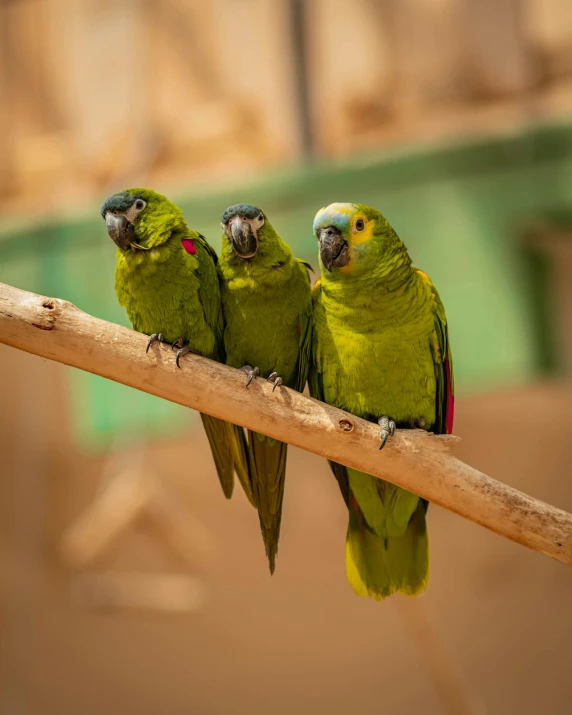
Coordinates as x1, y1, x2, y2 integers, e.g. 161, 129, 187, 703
0, 281, 571, 566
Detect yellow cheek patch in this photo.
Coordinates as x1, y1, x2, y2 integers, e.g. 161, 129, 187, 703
351, 217, 374, 245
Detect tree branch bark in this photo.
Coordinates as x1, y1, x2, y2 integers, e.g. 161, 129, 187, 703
0, 281, 570, 566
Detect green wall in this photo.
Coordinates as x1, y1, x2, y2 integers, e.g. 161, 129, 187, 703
1, 120, 570, 447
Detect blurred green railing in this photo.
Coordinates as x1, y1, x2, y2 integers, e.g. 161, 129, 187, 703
2, 119, 571, 449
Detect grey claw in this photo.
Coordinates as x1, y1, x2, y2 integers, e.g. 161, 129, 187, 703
266, 372, 283, 392
175, 345, 191, 368
246, 367, 259, 387
146, 333, 164, 354
171, 338, 184, 351
378, 416, 396, 450
240, 365, 259, 387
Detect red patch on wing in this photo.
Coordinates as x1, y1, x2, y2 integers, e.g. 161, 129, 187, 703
445, 357, 454, 434
181, 239, 196, 255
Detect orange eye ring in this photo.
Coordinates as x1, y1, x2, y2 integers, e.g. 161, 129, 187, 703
355, 218, 365, 231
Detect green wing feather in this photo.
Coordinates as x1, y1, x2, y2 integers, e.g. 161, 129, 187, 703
309, 282, 350, 505
416, 270, 454, 435
248, 259, 313, 573
200, 414, 237, 499
247, 431, 288, 574
295, 268, 313, 392
195, 234, 225, 358
194, 234, 255, 506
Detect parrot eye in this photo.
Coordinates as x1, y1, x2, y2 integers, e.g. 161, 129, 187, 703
258, 214, 263, 221
355, 218, 365, 232
135, 199, 146, 210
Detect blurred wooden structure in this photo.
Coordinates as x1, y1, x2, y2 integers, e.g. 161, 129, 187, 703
58, 454, 214, 612
0, 0, 301, 211
2, 0, 572, 212
61, 465, 214, 570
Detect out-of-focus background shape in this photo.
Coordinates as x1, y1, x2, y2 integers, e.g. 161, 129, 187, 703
1, 1, 572, 713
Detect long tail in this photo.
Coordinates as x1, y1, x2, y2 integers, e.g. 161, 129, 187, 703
247, 430, 288, 574
345, 493, 429, 600
200, 414, 255, 506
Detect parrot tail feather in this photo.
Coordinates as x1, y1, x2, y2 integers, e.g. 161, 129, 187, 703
228, 423, 256, 507
200, 414, 235, 499
247, 430, 288, 574
345, 494, 429, 600
201, 414, 255, 505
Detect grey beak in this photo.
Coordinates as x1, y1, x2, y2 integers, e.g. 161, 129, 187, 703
230, 217, 258, 259
318, 226, 349, 271
105, 212, 134, 250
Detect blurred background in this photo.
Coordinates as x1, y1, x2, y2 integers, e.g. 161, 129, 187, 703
1, 0, 572, 713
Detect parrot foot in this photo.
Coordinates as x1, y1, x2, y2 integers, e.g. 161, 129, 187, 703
240, 365, 259, 387
378, 416, 396, 450
146, 333, 166, 353
171, 340, 196, 369
267, 372, 283, 392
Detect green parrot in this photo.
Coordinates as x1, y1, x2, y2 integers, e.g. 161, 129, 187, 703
101, 188, 254, 505
218, 204, 313, 573
310, 202, 454, 600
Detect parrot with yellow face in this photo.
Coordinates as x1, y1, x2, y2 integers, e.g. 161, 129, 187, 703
310, 202, 454, 600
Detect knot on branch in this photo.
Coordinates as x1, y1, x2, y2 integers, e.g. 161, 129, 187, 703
29, 295, 63, 331
338, 419, 354, 433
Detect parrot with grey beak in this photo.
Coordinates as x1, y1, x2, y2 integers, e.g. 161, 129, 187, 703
310, 202, 454, 600
218, 203, 313, 573
101, 188, 254, 506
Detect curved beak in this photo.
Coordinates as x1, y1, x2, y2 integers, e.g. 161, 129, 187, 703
230, 216, 258, 259
105, 212, 134, 250
318, 226, 349, 271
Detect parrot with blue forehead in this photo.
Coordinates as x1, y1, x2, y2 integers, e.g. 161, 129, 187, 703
218, 203, 313, 573
101, 188, 254, 506
310, 202, 454, 600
